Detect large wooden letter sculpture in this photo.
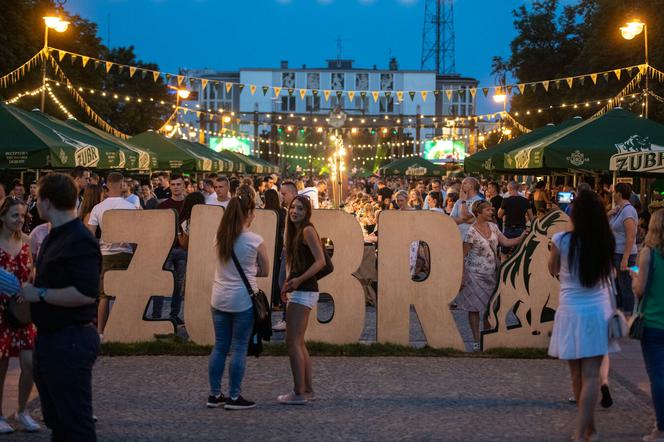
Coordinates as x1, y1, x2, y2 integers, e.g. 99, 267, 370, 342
185, 206, 278, 345
305, 210, 366, 344
377, 211, 464, 349
482, 210, 570, 350
102, 209, 175, 342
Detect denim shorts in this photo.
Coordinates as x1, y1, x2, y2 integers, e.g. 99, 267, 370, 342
288, 291, 319, 309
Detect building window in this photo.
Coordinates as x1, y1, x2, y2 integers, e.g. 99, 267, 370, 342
282, 72, 295, 88
379, 97, 394, 113
306, 96, 321, 112
306, 73, 320, 90
281, 96, 296, 112
331, 73, 344, 90
355, 96, 369, 112
355, 73, 369, 91
380, 73, 394, 91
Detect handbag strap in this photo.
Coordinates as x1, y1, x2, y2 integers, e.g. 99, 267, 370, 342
231, 250, 255, 297
608, 271, 619, 311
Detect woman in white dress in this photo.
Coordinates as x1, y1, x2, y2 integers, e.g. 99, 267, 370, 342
547, 191, 619, 442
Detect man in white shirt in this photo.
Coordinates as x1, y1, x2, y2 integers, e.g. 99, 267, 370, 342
299, 178, 320, 209
122, 178, 141, 209
206, 176, 231, 208
87, 172, 137, 335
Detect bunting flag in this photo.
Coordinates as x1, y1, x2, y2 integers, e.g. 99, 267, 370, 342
237, 84, 244, 94
360, 91, 367, 99
542, 80, 549, 91
82, 56, 90, 68
94, 60, 101, 70
165, 74, 171, 84
445, 90, 453, 100
530, 83, 537, 93
602, 72, 609, 82
262, 86, 269, 96
407, 91, 415, 101
614, 69, 622, 80
579, 77, 585, 86
396, 91, 404, 102
201, 79, 208, 91
299, 88, 306, 100
153, 71, 160, 82
225, 82, 232, 93
421, 90, 428, 102
105, 62, 113, 73
250, 84, 256, 95
141, 70, 147, 80
58, 50, 66, 61
506, 86, 513, 95
287, 88, 294, 97
177, 75, 184, 86
517, 84, 525, 95
554, 80, 561, 90
335, 90, 343, 100
312, 89, 318, 96
323, 90, 331, 102
565, 77, 573, 88
273, 86, 281, 98
70, 54, 77, 65
469, 88, 476, 98
0, 50, 44, 89
372, 91, 380, 102
385, 91, 391, 100
482, 88, 489, 97
347, 91, 356, 102
129, 66, 136, 78
590, 73, 597, 84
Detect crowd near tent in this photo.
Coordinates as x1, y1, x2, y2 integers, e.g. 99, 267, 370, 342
379, 156, 445, 177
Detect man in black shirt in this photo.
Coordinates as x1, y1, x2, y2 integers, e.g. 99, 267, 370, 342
154, 171, 172, 202
21, 173, 101, 441
376, 180, 393, 203
486, 182, 503, 231
498, 181, 533, 253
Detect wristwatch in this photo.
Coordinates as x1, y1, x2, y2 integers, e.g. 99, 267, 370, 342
37, 287, 47, 303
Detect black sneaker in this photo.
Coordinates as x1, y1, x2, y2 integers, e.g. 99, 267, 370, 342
600, 385, 613, 408
206, 394, 226, 408
224, 396, 255, 410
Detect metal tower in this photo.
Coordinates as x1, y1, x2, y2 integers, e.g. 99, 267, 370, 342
420, 0, 456, 75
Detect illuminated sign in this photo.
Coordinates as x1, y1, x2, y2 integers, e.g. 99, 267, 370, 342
423, 140, 467, 163
209, 136, 251, 156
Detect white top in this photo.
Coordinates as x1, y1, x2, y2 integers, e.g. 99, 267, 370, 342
450, 194, 484, 240
429, 207, 445, 213
211, 231, 264, 313
552, 232, 611, 304
125, 193, 141, 210
299, 187, 319, 209
610, 203, 638, 255
206, 194, 230, 208
28, 223, 50, 257
88, 197, 137, 255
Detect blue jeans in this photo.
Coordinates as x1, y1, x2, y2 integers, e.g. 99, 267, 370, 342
153, 247, 188, 319
642, 327, 664, 431
614, 253, 637, 314
208, 307, 254, 398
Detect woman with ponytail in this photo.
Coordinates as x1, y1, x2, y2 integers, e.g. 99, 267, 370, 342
207, 184, 269, 410
548, 191, 619, 442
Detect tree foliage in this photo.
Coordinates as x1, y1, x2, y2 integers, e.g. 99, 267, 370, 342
0, 0, 171, 135
496, 0, 664, 131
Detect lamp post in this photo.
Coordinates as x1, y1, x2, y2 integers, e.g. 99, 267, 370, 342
41, 16, 69, 111
620, 19, 648, 117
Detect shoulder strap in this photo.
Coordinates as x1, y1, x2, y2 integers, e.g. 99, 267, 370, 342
231, 250, 254, 296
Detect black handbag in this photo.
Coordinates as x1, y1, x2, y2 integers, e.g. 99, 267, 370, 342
315, 243, 334, 281
231, 251, 271, 356
4, 298, 31, 329
630, 248, 656, 340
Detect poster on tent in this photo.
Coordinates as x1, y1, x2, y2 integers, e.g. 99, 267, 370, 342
209, 136, 251, 156
423, 140, 468, 164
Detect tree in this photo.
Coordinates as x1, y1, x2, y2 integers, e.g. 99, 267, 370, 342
0, 0, 171, 135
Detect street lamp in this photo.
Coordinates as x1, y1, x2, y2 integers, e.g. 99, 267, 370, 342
41, 16, 69, 111
620, 18, 648, 117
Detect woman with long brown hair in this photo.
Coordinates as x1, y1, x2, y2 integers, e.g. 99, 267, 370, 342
207, 184, 269, 410
0, 198, 40, 432
79, 185, 103, 228
279, 195, 326, 405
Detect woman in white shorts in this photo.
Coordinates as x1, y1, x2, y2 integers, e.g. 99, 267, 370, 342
278, 196, 326, 405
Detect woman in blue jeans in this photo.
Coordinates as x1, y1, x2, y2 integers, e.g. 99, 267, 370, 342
632, 208, 664, 442
207, 184, 269, 410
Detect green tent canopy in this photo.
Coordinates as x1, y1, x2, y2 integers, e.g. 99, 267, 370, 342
172, 139, 233, 173
250, 155, 279, 174
503, 109, 664, 174
64, 118, 158, 171
214, 150, 245, 173
379, 156, 445, 176
221, 150, 262, 174
0, 103, 142, 170
464, 117, 583, 175
129, 131, 213, 172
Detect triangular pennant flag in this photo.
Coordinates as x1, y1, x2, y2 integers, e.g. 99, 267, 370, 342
312, 89, 318, 96
421, 91, 428, 102
262, 86, 269, 96
348, 91, 356, 102
578, 76, 585, 86
506, 86, 513, 95
129, 66, 136, 78
433, 90, 440, 96
189, 77, 195, 86
396, 91, 404, 102
614, 69, 621, 80
602, 73, 609, 82
529, 83, 537, 93
445, 90, 453, 100
287, 88, 294, 97
408, 91, 416, 101
639, 65, 646, 74
141, 70, 147, 80
554, 80, 561, 89
542, 80, 550, 91
250, 84, 256, 95
323, 90, 331, 102
469, 88, 476, 98
299, 89, 306, 100
82, 56, 90, 68
201, 79, 208, 91
105, 62, 113, 73
518, 84, 525, 95
117, 65, 125, 75
58, 50, 66, 61
237, 84, 245, 93
177, 75, 184, 86
590, 73, 597, 84
70, 54, 77, 65
273, 87, 282, 98
565, 77, 573, 88
226, 82, 232, 93
165, 74, 172, 84
385, 91, 392, 99
336, 90, 343, 100
372, 91, 379, 102
153, 71, 160, 82
360, 91, 367, 99
482, 88, 489, 97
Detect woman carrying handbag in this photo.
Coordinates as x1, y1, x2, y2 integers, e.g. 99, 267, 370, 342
207, 185, 269, 410
631, 208, 664, 442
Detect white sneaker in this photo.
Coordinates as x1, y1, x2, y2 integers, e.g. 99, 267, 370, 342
0, 417, 14, 434
272, 320, 287, 332
15, 411, 40, 432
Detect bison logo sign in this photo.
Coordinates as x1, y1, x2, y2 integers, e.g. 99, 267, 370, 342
610, 135, 664, 173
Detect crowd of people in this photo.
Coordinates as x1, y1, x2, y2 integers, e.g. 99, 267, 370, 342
0, 167, 663, 440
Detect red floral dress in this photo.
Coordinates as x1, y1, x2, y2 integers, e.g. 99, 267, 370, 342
0, 243, 36, 357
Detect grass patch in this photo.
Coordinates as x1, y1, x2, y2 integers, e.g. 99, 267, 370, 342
100, 336, 550, 359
